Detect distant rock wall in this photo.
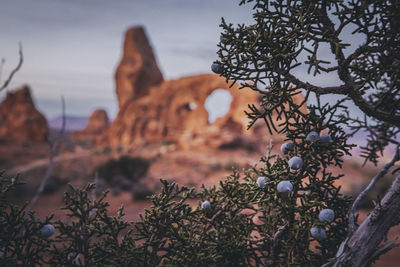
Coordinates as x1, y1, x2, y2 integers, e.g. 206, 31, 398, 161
0, 86, 48, 142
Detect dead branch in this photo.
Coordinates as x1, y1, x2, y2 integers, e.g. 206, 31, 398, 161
330, 175, 400, 266
348, 145, 400, 234
322, 145, 400, 266
0, 43, 23, 92
322, 146, 400, 266
24, 96, 66, 217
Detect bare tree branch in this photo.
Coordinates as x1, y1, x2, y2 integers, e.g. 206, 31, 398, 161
348, 145, 400, 234
0, 43, 23, 92
24, 96, 66, 217
322, 145, 400, 266
326, 173, 400, 266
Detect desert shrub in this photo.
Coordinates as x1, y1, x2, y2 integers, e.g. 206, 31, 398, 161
95, 156, 150, 186
131, 182, 153, 200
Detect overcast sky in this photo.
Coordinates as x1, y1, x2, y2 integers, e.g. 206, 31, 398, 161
0, 0, 256, 119
0, 0, 365, 121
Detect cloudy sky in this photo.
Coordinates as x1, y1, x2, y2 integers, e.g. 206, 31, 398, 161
1, 0, 364, 121
0, 0, 257, 119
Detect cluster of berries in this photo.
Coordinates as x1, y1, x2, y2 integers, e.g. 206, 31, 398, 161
201, 131, 336, 242
310, 209, 335, 241
201, 201, 335, 242
254, 141, 305, 195
305, 131, 332, 143
281, 132, 335, 241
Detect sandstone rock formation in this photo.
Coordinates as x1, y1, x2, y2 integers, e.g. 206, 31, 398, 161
115, 26, 163, 108
0, 86, 48, 142
73, 109, 109, 142
98, 74, 261, 149
98, 26, 305, 150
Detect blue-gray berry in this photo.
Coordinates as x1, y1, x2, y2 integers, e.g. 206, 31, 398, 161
288, 156, 303, 170
211, 63, 223, 74
277, 180, 293, 193
280, 142, 294, 154
310, 226, 326, 241
40, 224, 55, 238
257, 176, 268, 188
201, 200, 211, 210
320, 133, 332, 143
306, 131, 320, 142
318, 209, 335, 223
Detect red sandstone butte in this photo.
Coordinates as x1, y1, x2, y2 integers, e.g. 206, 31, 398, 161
0, 86, 49, 142
72, 109, 109, 142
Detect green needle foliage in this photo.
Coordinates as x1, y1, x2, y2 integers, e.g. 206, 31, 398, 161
47, 184, 134, 266
216, 0, 399, 164
0, 113, 354, 266
1, 0, 399, 266
0, 174, 53, 266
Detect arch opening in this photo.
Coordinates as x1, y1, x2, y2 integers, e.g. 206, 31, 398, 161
204, 89, 233, 124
